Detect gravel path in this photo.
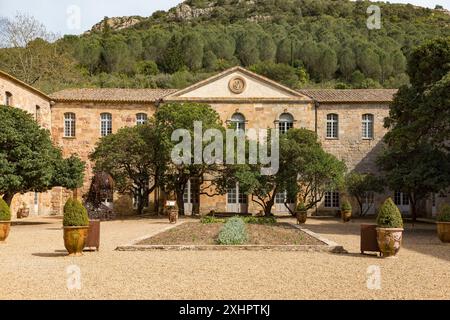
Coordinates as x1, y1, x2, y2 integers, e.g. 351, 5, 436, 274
0, 216, 449, 300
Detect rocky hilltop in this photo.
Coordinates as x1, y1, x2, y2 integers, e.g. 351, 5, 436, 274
87, 16, 145, 34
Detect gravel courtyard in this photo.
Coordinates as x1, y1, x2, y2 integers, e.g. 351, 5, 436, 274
0, 216, 449, 300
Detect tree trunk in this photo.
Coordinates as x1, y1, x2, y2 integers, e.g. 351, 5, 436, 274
176, 189, 185, 216
264, 198, 275, 217
2, 193, 15, 207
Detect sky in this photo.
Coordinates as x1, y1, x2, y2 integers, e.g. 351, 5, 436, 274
0, 0, 448, 36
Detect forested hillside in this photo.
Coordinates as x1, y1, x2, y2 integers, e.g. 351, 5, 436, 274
1, 0, 449, 93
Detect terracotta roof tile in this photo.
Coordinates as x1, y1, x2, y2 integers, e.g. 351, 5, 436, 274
50, 88, 178, 103
298, 89, 398, 103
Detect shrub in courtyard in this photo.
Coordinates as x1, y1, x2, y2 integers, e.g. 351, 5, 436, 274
63, 198, 89, 227
242, 216, 276, 225
201, 216, 225, 224
217, 217, 248, 245
341, 200, 352, 212
0, 198, 11, 221
437, 204, 450, 222
376, 198, 404, 228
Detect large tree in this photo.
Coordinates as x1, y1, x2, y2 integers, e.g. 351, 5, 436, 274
0, 106, 85, 206
155, 102, 225, 215
345, 172, 384, 216
90, 121, 168, 215
379, 37, 450, 221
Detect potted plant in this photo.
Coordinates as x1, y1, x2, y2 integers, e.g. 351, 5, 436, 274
165, 200, 178, 224
17, 202, 30, 219
295, 202, 307, 224
341, 200, 352, 223
63, 198, 90, 256
376, 198, 404, 257
436, 204, 450, 243
0, 198, 11, 242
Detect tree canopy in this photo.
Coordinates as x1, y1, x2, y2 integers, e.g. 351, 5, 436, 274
1, 1, 450, 92
0, 106, 85, 205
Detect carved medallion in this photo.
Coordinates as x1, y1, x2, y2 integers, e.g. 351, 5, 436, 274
228, 76, 246, 94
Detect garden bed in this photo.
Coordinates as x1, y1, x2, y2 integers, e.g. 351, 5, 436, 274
136, 222, 322, 246
116, 220, 346, 253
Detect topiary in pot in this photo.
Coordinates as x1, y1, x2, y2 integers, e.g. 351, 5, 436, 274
0, 198, 11, 242
436, 204, 450, 243
376, 198, 404, 257
341, 200, 352, 223
63, 198, 90, 256
295, 202, 307, 224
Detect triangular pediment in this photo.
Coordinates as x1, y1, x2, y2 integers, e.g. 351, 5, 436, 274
164, 67, 312, 102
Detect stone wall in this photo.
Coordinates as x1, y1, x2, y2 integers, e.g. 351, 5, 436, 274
51, 101, 158, 214
0, 73, 54, 218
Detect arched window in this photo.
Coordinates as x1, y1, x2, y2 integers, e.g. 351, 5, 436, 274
231, 113, 246, 132
100, 113, 112, 137
64, 113, 76, 137
326, 114, 338, 139
362, 114, 374, 139
278, 113, 294, 134
5, 92, 12, 106
136, 113, 148, 125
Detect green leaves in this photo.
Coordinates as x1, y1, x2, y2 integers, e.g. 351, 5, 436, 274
63, 198, 89, 227
376, 198, 404, 229
0, 106, 84, 204
0, 198, 11, 221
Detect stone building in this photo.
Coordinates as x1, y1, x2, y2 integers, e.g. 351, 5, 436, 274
1, 67, 447, 218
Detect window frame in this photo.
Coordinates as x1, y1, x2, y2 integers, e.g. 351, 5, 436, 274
5, 92, 12, 106
324, 191, 340, 208
362, 114, 374, 139
278, 113, 294, 135
230, 113, 246, 133
63, 112, 76, 138
136, 113, 148, 126
326, 114, 339, 139
100, 113, 113, 137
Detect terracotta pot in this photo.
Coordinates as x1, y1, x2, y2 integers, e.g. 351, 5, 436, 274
341, 210, 352, 223
63, 226, 89, 256
0, 221, 11, 242
168, 209, 178, 224
376, 227, 403, 257
296, 211, 307, 224
437, 222, 450, 243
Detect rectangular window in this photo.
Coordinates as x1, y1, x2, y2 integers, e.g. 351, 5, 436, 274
64, 113, 76, 137
362, 114, 374, 139
394, 192, 409, 206
227, 184, 247, 204
326, 114, 338, 139
5, 92, 12, 106
325, 191, 340, 208
101, 113, 112, 137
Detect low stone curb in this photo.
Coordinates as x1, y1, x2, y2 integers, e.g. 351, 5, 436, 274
116, 222, 346, 253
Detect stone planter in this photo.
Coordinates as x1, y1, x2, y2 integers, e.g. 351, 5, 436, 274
168, 209, 178, 224
376, 227, 403, 257
0, 221, 11, 242
296, 211, 307, 224
436, 222, 450, 243
341, 210, 352, 223
63, 226, 89, 256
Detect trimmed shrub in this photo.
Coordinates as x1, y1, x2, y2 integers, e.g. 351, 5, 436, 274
376, 198, 404, 228
0, 198, 11, 221
200, 216, 225, 224
242, 216, 276, 225
63, 198, 89, 227
217, 217, 248, 245
437, 204, 450, 222
341, 200, 352, 211
296, 202, 307, 212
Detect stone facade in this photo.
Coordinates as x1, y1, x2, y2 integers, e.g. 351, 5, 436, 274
1, 67, 448, 218
0, 71, 53, 217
